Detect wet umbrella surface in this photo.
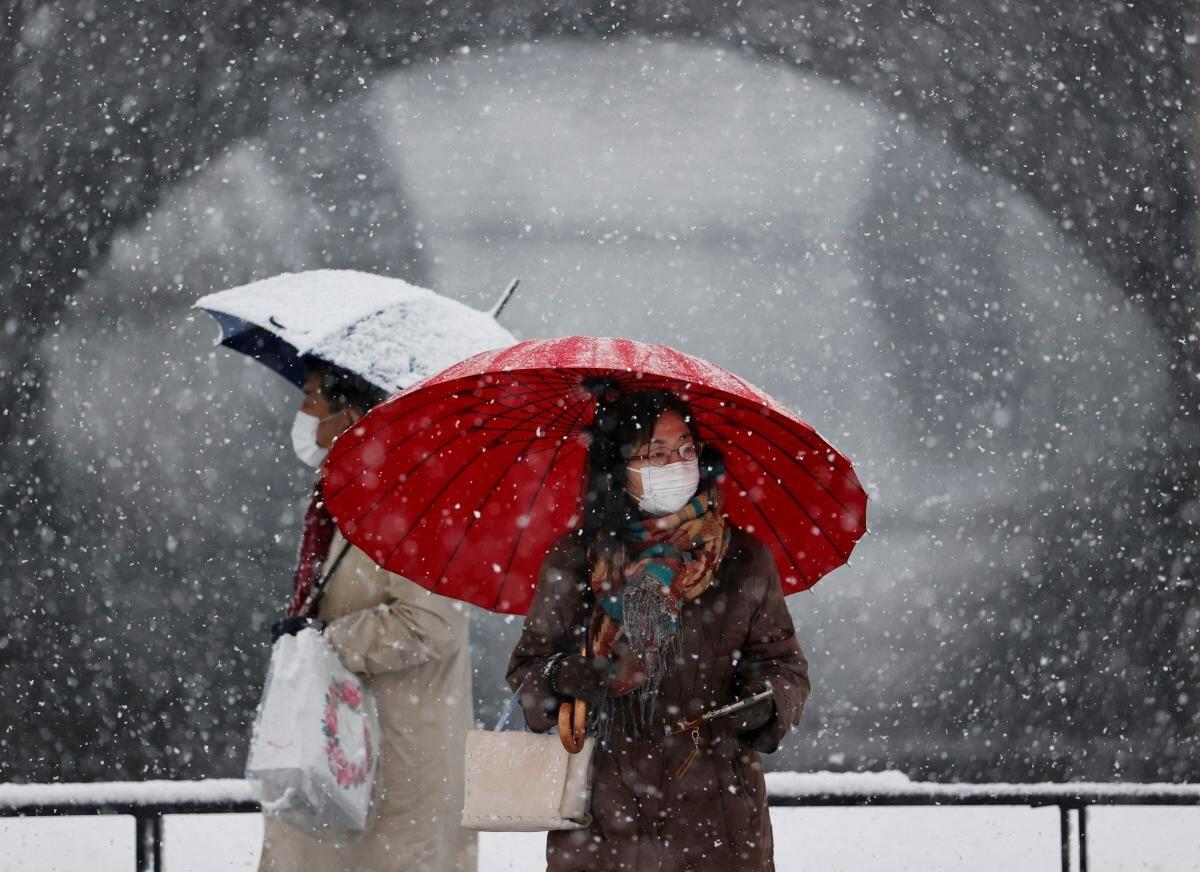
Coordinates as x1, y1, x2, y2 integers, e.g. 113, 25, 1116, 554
322, 335, 867, 614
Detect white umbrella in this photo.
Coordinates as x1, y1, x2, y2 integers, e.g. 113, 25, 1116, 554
194, 269, 517, 392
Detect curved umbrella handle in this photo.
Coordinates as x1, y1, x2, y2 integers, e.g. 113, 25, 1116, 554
558, 641, 590, 754
558, 697, 588, 754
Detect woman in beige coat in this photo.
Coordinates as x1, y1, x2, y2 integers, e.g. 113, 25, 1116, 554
259, 358, 477, 872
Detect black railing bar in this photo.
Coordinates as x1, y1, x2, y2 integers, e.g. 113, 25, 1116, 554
1059, 806, 1071, 872
1079, 805, 1088, 872
0, 801, 262, 818
135, 814, 164, 872
5, 781, 1198, 808
766, 794, 1200, 807
764, 784, 1200, 802
3, 794, 1200, 817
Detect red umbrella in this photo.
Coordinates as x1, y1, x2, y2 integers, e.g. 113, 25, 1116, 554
321, 336, 868, 615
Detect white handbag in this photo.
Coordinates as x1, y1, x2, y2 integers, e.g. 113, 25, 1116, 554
461, 687, 595, 831
245, 628, 381, 833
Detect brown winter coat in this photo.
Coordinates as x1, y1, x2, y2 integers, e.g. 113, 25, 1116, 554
507, 526, 810, 872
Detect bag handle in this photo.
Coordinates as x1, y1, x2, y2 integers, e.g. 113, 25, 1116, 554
494, 685, 524, 732
495, 667, 570, 734
298, 540, 353, 617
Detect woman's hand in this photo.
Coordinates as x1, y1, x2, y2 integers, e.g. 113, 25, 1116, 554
551, 654, 613, 706
734, 681, 775, 732
270, 616, 326, 642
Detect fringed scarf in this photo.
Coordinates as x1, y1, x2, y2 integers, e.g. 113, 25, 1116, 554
286, 480, 337, 618
588, 487, 731, 703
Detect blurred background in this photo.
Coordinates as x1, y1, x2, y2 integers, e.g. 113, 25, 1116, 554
2, 6, 1197, 784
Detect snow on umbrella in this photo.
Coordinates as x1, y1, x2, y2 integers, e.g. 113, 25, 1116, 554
322, 335, 868, 615
193, 269, 517, 392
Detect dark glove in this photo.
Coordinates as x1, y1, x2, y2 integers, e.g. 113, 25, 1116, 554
734, 681, 775, 732
270, 616, 326, 642
550, 654, 613, 707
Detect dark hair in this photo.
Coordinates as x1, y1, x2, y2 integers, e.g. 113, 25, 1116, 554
581, 386, 723, 555
301, 356, 389, 413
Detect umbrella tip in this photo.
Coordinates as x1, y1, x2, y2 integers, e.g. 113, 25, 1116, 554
489, 278, 521, 319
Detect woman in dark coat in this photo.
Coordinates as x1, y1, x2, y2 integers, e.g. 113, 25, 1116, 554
507, 388, 810, 872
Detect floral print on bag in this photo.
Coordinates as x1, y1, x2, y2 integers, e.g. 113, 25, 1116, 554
322, 679, 374, 789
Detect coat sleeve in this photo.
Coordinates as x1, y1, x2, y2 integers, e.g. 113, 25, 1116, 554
505, 536, 590, 732
735, 541, 811, 754
324, 568, 464, 676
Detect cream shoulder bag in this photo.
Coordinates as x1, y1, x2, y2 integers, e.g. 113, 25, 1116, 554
461, 685, 595, 831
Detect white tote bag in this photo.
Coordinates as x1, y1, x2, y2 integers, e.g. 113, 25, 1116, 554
461, 687, 595, 832
246, 628, 380, 833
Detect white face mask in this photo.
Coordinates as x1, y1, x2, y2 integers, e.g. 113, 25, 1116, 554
290, 409, 341, 468
627, 459, 701, 517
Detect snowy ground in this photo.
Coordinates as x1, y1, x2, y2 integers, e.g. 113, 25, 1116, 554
5, 806, 1200, 871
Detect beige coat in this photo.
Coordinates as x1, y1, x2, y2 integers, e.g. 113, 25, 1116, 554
258, 535, 478, 872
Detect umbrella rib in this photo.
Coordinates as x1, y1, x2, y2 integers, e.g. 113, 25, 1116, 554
503, 439, 576, 458
469, 374, 580, 409
341, 376, 570, 461
427, 386, 587, 597
468, 392, 576, 429
715, 455, 848, 583
700, 415, 858, 564
324, 381, 479, 493
451, 366, 613, 417
326, 379, 571, 507
471, 376, 601, 435
680, 381, 863, 493
676, 383, 864, 518
338, 388, 568, 536
377, 384, 588, 571
491, 390, 595, 611
458, 367, 574, 396
701, 410, 866, 529
328, 394, 482, 517
433, 367, 860, 503
459, 370, 605, 435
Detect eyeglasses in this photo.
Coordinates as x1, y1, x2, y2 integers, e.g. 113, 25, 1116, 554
629, 441, 703, 467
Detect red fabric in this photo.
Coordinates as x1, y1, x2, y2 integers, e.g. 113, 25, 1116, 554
287, 481, 337, 618
322, 335, 868, 615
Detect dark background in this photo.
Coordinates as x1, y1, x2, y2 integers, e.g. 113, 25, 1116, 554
1, 2, 1197, 783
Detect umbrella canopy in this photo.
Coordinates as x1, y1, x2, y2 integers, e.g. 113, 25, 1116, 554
322, 336, 868, 615
194, 269, 516, 392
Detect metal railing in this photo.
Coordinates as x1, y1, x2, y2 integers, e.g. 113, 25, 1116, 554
765, 778, 1200, 872
2, 778, 1198, 872
0, 780, 258, 872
